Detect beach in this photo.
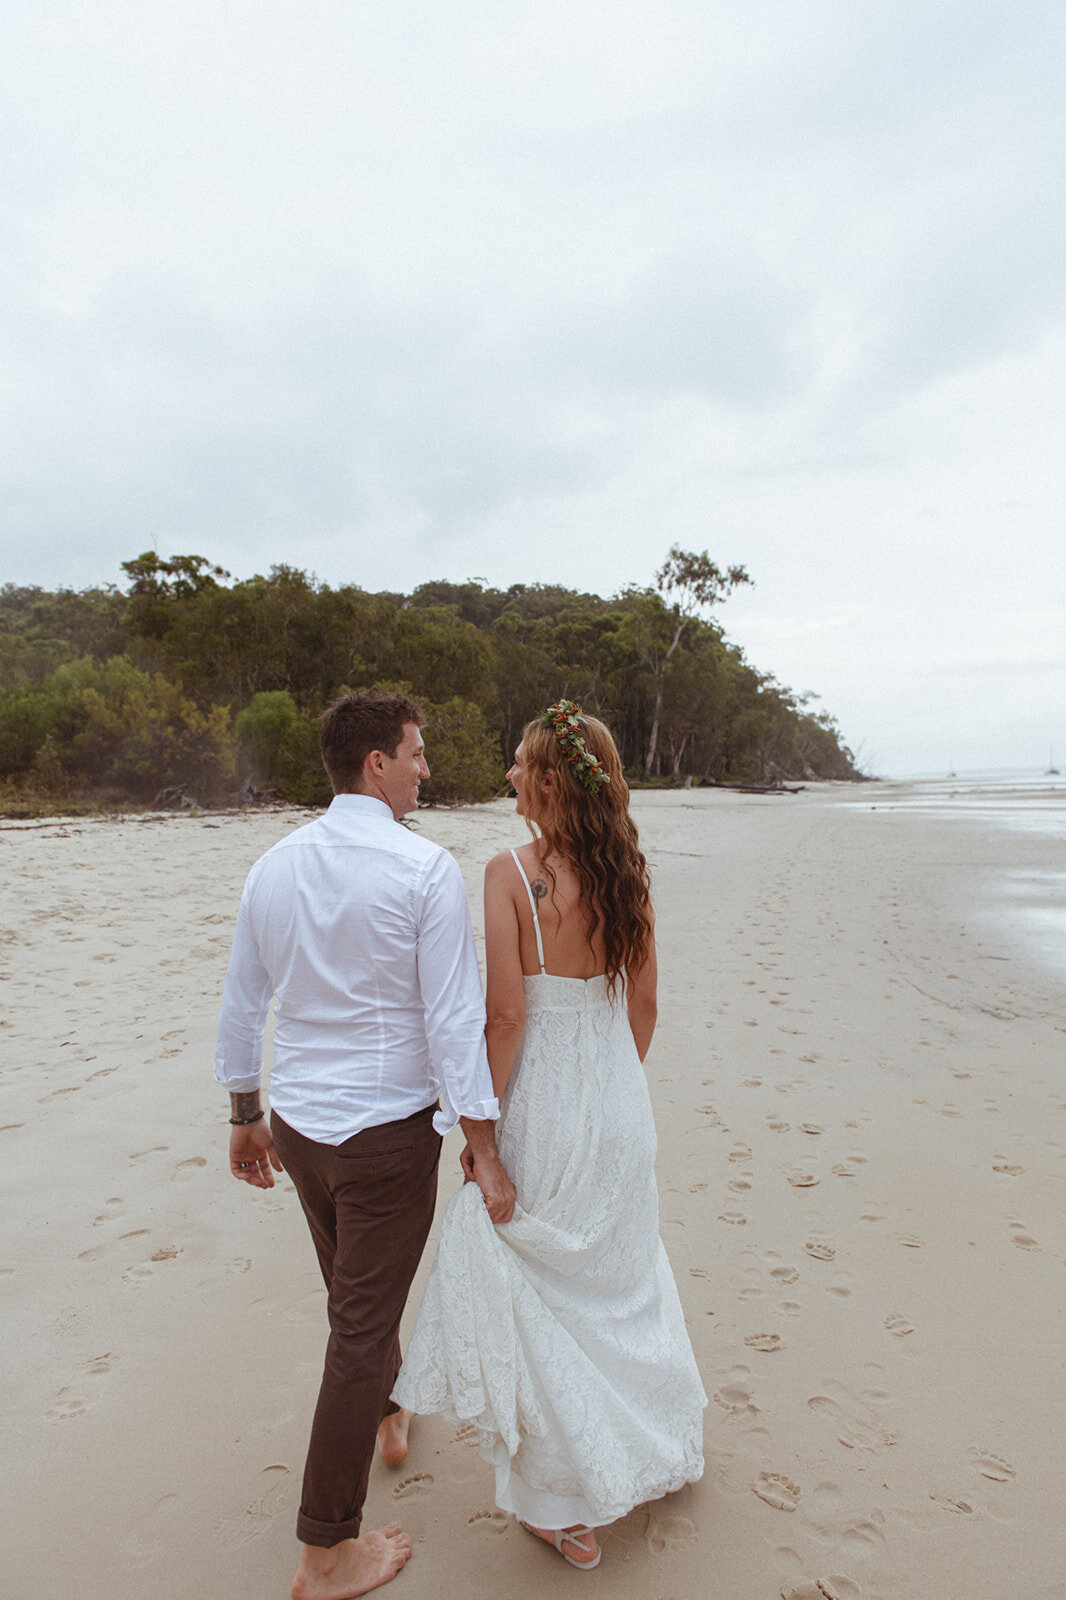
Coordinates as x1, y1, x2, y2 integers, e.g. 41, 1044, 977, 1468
3, 783, 1065, 1600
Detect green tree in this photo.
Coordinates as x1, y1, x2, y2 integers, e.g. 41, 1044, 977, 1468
235, 691, 302, 786
643, 547, 751, 775
419, 696, 504, 804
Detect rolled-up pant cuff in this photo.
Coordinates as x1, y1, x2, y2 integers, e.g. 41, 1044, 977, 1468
296, 1510, 361, 1549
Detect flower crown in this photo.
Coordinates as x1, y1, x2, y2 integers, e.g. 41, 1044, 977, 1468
540, 700, 610, 794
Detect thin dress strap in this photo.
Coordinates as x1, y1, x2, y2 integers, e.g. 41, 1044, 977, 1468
509, 849, 547, 975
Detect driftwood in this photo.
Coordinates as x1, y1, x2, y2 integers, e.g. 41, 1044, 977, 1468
702, 780, 805, 795
152, 784, 199, 809
229, 776, 278, 806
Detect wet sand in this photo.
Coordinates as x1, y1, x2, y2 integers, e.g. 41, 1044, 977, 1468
2, 786, 1065, 1599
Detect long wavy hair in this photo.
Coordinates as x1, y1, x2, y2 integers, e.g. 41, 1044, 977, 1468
520, 709, 652, 995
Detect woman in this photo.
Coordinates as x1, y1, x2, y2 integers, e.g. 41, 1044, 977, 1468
393, 701, 706, 1571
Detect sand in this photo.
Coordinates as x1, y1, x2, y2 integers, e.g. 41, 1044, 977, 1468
2, 785, 1065, 1600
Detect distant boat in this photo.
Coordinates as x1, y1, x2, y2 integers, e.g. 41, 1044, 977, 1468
1048, 745, 1060, 776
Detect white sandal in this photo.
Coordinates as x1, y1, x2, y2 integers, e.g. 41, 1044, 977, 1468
520, 1520, 602, 1571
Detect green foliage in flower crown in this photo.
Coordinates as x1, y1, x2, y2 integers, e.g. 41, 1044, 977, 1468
540, 699, 610, 793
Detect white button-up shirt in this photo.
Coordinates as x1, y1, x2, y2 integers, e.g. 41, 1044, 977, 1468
214, 793, 499, 1144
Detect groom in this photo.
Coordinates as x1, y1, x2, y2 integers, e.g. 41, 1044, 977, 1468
215, 688, 514, 1600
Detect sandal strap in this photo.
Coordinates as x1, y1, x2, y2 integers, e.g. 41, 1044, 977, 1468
555, 1527, 594, 1555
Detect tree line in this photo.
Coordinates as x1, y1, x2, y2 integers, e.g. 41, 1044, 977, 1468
0, 547, 860, 809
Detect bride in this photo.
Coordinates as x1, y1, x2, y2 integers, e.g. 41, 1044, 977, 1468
393, 701, 706, 1571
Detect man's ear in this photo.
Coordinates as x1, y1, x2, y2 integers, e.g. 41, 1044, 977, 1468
364, 748, 387, 779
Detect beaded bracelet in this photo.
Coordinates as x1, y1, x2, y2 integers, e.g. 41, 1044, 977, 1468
229, 1109, 265, 1125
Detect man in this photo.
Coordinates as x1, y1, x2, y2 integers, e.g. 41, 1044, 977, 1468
215, 689, 514, 1600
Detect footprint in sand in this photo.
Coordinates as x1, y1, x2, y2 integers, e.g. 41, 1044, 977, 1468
468, 1509, 508, 1533
884, 1312, 914, 1337
800, 1124, 825, 1135
643, 1509, 698, 1554
728, 1144, 753, 1164
77, 1227, 150, 1263
718, 1211, 748, 1226
713, 1379, 757, 1416
393, 1473, 434, 1498
807, 1388, 897, 1450
1010, 1226, 1039, 1251
897, 1234, 924, 1249
931, 1492, 980, 1516
129, 1146, 169, 1164
238, 1465, 292, 1536
745, 1333, 784, 1353
689, 1266, 710, 1279
770, 1264, 800, 1284
752, 1471, 801, 1511
47, 1353, 116, 1420
767, 1118, 791, 1133
454, 1423, 479, 1446
48, 1388, 90, 1420
172, 1156, 207, 1181
121, 1493, 184, 1567
781, 1581, 861, 1600
992, 1162, 1024, 1176
968, 1447, 1016, 1482
786, 1170, 819, 1188
805, 1242, 835, 1262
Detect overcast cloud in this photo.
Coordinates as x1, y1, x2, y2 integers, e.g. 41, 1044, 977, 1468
3, 0, 1064, 774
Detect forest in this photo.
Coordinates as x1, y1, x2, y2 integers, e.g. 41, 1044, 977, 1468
0, 547, 860, 811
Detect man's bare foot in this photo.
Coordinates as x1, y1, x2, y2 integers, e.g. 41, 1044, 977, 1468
291, 1525, 412, 1600
377, 1408, 413, 1467
520, 1521, 601, 1569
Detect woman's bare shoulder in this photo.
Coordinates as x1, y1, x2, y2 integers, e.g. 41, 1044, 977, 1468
485, 847, 522, 881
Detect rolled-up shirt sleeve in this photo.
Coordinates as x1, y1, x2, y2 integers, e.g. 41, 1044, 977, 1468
213, 890, 276, 1095
416, 852, 500, 1135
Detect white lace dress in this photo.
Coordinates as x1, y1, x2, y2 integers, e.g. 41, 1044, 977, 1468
393, 853, 706, 1530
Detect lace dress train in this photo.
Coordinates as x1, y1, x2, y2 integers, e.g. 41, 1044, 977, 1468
393, 965, 706, 1528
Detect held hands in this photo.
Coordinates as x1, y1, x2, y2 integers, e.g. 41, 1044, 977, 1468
460, 1139, 517, 1225
229, 1118, 283, 1189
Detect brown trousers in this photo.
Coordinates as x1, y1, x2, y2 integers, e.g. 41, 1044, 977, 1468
271, 1104, 441, 1548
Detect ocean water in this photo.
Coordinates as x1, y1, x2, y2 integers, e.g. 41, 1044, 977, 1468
845, 770, 1066, 985
871, 769, 1066, 840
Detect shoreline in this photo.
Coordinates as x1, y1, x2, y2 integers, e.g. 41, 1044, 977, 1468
3, 785, 1065, 1597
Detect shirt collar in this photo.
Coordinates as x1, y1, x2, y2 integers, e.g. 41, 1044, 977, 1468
327, 793, 397, 823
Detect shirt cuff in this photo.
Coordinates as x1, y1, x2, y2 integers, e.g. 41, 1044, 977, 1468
217, 1073, 263, 1096
433, 1094, 501, 1137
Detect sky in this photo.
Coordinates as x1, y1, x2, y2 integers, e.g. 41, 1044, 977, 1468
3, 0, 1064, 776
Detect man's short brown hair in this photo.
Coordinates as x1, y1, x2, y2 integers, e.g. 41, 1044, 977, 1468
319, 690, 425, 793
